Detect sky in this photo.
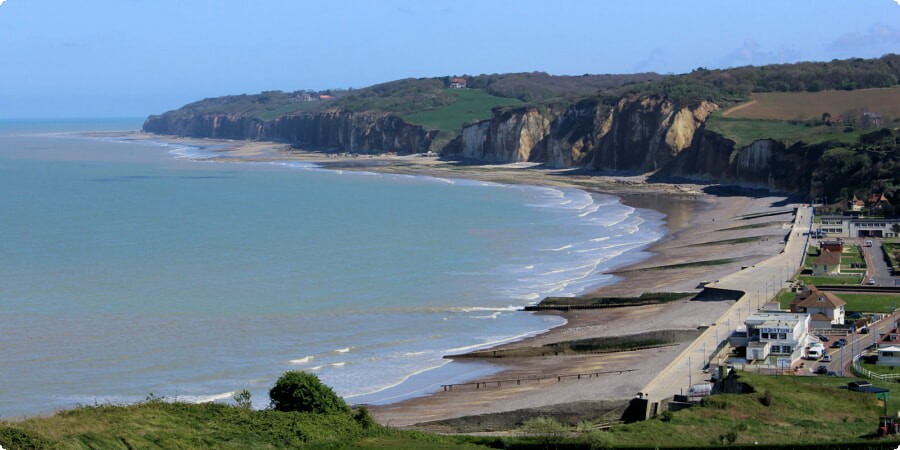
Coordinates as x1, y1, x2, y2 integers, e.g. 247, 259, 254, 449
0, 0, 898, 118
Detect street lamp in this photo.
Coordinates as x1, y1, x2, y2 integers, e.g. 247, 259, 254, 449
687, 355, 692, 390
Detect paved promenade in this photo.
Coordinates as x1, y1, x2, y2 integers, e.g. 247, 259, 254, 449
641, 205, 814, 402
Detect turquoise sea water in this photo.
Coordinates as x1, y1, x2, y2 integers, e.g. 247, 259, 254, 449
0, 119, 664, 417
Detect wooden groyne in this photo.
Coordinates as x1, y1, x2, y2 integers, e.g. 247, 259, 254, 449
440, 369, 638, 391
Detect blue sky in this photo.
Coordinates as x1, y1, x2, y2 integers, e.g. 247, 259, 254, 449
0, 0, 898, 118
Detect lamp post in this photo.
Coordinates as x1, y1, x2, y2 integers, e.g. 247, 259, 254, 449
703, 342, 707, 365
687, 355, 692, 390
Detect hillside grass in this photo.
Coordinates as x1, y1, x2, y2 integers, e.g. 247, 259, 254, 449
401, 89, 523, 132
598, 371, 896, 447
0, 402, 487, 450
6, 371, 900, 448
705, 112, 861, 148
723, 86, 900, 121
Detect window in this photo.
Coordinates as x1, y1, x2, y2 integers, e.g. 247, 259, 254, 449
778, 333, 787, 340
884, 352, 894, 357
782, 345, 791, 353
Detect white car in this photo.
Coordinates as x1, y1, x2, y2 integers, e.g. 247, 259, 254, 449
821, 354, 832, 363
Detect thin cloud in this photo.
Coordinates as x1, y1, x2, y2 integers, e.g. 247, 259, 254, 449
829, 23, 900, 54
0, 0, 7, 7
717, 39, 800, 69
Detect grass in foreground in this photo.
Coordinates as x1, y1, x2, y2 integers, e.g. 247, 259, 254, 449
401, 88, 522, 132
6, 371, 900, 449
0, 402, 485, 450
598, 371, 895, 447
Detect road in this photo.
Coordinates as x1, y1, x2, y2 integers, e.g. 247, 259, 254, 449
642, 205, 813, 400
861, 238, 897, 287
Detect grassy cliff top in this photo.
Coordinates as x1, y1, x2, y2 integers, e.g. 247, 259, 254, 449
4, 371, 898, 448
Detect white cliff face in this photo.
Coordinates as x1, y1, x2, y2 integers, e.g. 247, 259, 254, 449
485, 108, 551, 163
459, 121, 490, 160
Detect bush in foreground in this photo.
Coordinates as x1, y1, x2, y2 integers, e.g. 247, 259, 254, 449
268, 370, 350, 414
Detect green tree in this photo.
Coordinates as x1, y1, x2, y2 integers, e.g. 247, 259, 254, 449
268, 371, 350, 414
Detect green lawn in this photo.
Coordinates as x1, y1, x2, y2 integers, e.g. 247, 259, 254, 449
798, 275, 864, 285
859, 361, 900, 375
838, 293, 900, 313
705, 113, 861, 148
884, 241, 900, 271
841, 245, 866, 269
778, 289, 796, 309
401, 89, 522, 132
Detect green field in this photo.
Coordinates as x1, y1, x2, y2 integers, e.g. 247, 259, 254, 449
401, 89, 523, 132
798, 275, 864, 285
838, 293, 900, 313
778, 289, 796, 309
705, 112, 861, 148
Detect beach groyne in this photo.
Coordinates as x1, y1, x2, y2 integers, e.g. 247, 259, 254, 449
450, 329, 701, 359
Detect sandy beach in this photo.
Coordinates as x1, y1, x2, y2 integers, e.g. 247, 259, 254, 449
112, 132, 798, 430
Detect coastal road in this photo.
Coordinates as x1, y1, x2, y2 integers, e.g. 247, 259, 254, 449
641, 205, 813, 402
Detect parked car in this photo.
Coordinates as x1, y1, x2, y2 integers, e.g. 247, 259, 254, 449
815, 365, 828, 374
838, 338, 848, 345
867, 278, 876, 285
817, 334, 830, 342
831, 341, 845, 348
821, 354, 833, 363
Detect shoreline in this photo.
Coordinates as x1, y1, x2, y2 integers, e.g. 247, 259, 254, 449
102, 132, 798, 428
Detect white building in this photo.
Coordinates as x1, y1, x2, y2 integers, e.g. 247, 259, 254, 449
877, 346, 900, 366
817, 215, 900, 238
742, 312, 811, 364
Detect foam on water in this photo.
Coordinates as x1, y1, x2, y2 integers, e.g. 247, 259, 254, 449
0, 123, 667, 415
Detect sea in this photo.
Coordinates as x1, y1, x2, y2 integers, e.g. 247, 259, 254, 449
0, 118, 665, 417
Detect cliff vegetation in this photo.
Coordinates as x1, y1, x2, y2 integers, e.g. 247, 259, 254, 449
144, 54, 900, 205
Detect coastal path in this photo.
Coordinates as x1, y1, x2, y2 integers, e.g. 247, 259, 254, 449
640, 205, 814, 406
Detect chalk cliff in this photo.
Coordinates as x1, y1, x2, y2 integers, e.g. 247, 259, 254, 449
143, 109, 437, 155
441, 106, 551, 163
144, 95, 824, 196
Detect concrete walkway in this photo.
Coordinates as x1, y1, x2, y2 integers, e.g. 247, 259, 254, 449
641, 205, 814, 402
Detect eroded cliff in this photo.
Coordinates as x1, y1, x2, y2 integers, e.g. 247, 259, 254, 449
143, 109, 436, 155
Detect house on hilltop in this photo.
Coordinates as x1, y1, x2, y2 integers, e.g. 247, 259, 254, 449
868, 193, 892, 211
848, 195, 866, 212
863, 112, 883, 128
812, 249, 841, 276
449, 77, 467, 89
